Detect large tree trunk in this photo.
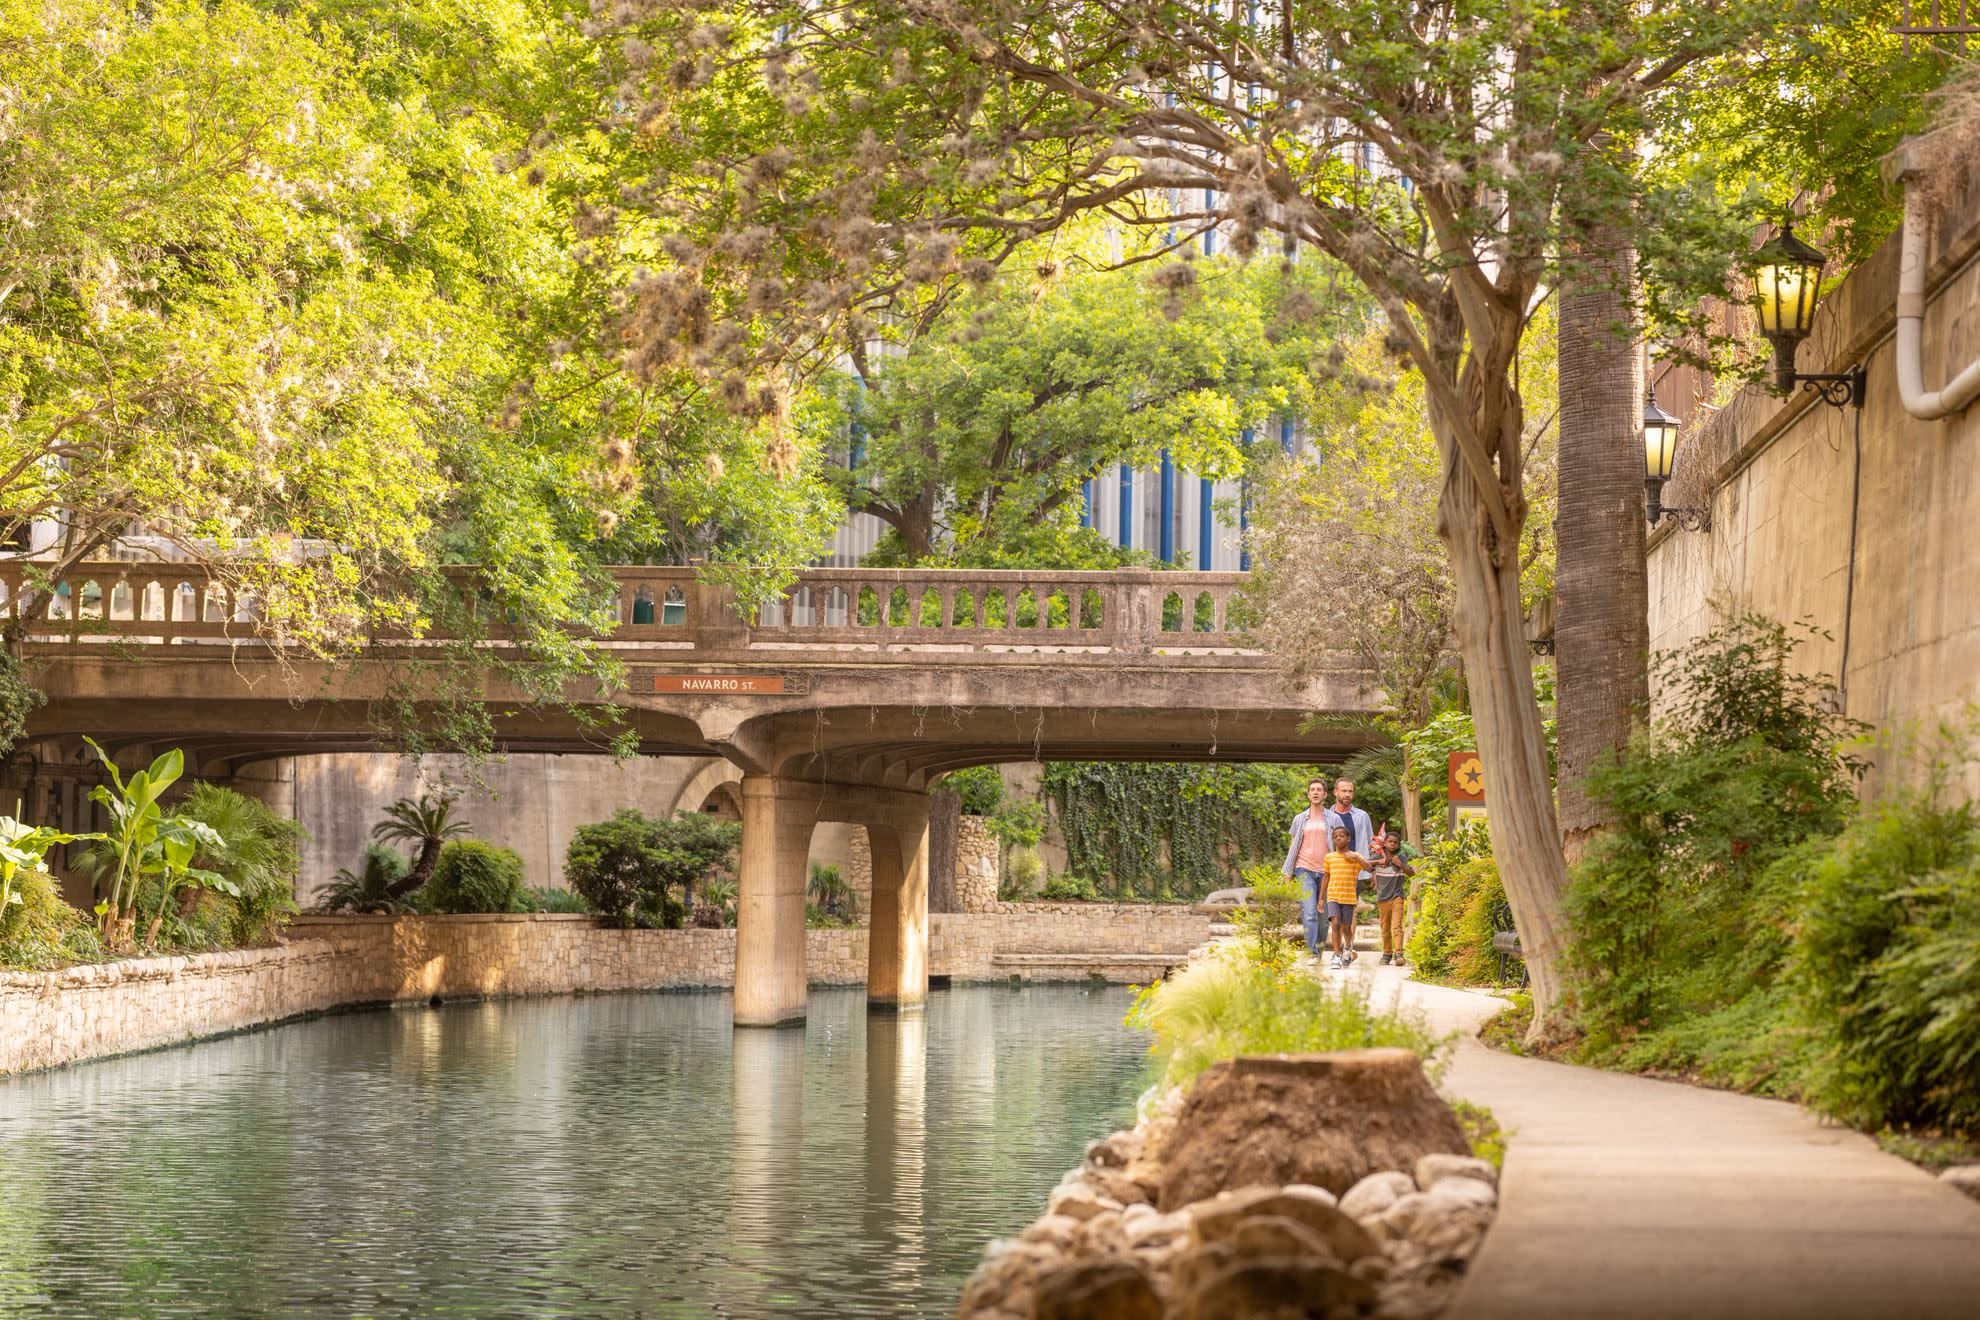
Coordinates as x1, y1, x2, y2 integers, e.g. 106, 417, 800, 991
1555, 240, 1651, 866
1431, 389, 1570, 1037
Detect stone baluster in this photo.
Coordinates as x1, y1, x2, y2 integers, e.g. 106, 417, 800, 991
1113, 568, 1154, 653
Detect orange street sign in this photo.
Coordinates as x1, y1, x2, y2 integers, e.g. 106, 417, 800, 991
1449, 751, 1485, 802
647, 674, 787, 694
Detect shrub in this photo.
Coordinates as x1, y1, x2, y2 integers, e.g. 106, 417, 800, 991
1563, 615, 1863, 1054
522, 886, 592, 914
1790, 789, 1980, 1136
1228, 862, 1302, 972
316, 845, 411, 913
177, 783, 304, 946
1004, 845, 1045, 897
0, 867, 101, 970
563, 809, 740, 929
808, 862, 859, 922
1404, 823, 1491, 978
1038, 870, 1100, 901
1127, 943, 1450, 1093
424, 840, 527, 914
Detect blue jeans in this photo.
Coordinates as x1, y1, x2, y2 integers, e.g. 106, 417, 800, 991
1293, 868, 1323, 954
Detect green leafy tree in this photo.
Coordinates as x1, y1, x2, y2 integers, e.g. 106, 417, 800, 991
811, 255, 1336, 561
594, 0, 1834, 1030
1253, 312, 1556, 847
564, 808, 741, 928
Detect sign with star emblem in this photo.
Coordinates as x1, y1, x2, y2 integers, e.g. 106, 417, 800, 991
1448, 751, 1485, 803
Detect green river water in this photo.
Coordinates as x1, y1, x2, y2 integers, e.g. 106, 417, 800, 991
0, 984, 1147, 1318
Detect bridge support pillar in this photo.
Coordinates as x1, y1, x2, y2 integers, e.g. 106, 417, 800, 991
734, 775, 816, 1027
865, 794, 930, 1012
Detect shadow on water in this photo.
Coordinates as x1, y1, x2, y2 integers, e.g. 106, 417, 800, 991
0, 984, 1145, 1318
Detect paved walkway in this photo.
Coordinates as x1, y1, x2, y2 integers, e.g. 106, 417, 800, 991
1336, 959, 1980, 1319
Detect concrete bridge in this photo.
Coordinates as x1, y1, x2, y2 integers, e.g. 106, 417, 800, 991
4, 563, 1378, 1025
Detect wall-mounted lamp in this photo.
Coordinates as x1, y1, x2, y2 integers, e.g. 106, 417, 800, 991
1750, 223, 1865, 409
1643, 381, 1708, 532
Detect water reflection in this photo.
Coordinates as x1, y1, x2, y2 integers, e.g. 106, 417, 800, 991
0, 985, 1142, 1317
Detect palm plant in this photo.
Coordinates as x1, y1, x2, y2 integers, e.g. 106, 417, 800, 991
176, 782, 305, 944
315, 844, 412, 914
372, 793, 469, 898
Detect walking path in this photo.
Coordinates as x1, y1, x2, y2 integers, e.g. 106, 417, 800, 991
1340, 960, 1980, 1319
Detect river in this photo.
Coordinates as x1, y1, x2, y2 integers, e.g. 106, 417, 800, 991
0, 984, 1147, 1318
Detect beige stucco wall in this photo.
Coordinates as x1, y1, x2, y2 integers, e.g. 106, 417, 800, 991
275, 752, 855, 904
3, 904, 1214, 1076
1647, 172, 1980, 797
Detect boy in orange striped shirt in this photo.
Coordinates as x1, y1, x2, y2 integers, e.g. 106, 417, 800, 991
1322, 825, 1367, 969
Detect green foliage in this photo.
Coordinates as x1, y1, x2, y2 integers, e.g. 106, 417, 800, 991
941, 767, 1046, 848
316, 845, 412, 915
807, 862, 859, 923
521, 886, 594, 915
1126, 944, 1450, 1095
1790, 788, 1980, 1137
0, 866, 102, 971
1228, 864, 1303, 974
1452, 1100, 1508, 1170
810, 255, 1342, 561
1004, 845, 1046, 898
372, 793, 471, 895
424, 840, 527, 915
1405, 826, 1518, 986
1043, 762, 1331, 900
176, 783, 304, 947
696, 875, 739, 929
1564, 617, 1865, 1047
0, 651, 45, 764
563, 809, 740, 929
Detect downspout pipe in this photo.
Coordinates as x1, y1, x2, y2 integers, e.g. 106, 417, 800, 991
1884, 143, 1980, 420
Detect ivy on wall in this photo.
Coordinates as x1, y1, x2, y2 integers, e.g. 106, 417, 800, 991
1041, 762, 1335, 900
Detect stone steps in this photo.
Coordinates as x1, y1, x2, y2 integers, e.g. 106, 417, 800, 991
989, 952, 1195, 980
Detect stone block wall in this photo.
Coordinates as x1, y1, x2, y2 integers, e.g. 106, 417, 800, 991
0, 940, 380, 1076
1645, 170, 1980, 798
954, 815, 1001, 912
3, 904, 1213, 1075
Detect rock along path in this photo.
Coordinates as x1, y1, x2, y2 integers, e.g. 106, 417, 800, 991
1335, 960, 1980, 1320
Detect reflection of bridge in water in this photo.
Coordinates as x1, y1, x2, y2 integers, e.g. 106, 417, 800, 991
6, 563, 1379, 1026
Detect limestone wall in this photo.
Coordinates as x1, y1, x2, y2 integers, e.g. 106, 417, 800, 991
954, 815, 1002, 911
0, 940, 380, 1076
4, 905, 1211, 1075
1646, 172, 1980, 797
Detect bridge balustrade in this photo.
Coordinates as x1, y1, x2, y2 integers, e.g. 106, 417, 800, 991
0, 563, 1256, 654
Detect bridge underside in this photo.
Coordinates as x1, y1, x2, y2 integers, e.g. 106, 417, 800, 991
18, 646, 1380, 1028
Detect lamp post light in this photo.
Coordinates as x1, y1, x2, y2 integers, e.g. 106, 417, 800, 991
1750, 222, 1866, 408
1643, 381, 1708, 531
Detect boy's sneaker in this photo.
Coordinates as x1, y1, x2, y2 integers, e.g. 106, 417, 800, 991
1346, 950, 1358, 964
1380, 954, 1392, 966
1329, 954, 1345, 969
1393, 955, 1407, 968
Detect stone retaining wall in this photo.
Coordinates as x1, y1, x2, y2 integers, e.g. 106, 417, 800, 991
2, 904, 1214, 1076
0, 939, 377, 1076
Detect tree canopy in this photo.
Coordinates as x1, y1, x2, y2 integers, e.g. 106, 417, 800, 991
811, 250, 1349, 562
